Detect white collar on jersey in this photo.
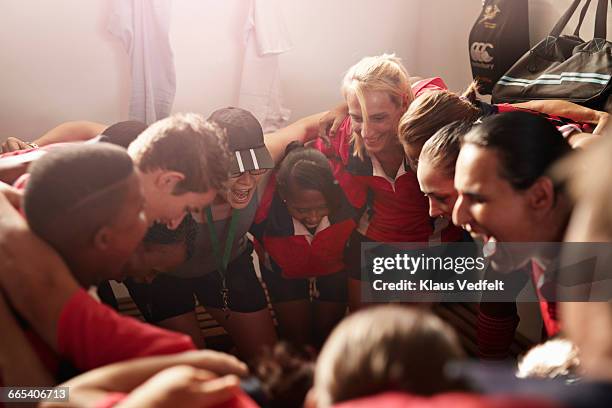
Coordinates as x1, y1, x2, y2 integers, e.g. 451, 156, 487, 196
370, 154, 407, 183
292, 216, 331, 243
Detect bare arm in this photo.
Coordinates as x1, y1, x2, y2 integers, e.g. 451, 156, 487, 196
0, 181, 22, 207
513, 100, 609, 134
1, 121, 107, 154
0, 120, 105, 182
42, 351, 247, 408
60, 350, 246, 392
0, 149, 46, 184
264, 112, 326, 164
0, 186, 80, 350
0, 290, 53, 388
318, 102, 348, 139
33, 121, 107, 146
0, 162, 29, 185
114, 368, 240, 408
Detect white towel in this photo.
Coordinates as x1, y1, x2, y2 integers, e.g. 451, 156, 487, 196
238, 0, 293, 132
108, 0, 176, 124
251, 0, 293, 56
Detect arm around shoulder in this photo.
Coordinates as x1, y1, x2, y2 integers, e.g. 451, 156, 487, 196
264, 112, 327, 164
513, 100, 609, 134
33, 121, 108, 146
0, 190, 79, 351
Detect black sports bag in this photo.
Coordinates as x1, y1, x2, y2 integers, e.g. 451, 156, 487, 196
468, 0, 530, 94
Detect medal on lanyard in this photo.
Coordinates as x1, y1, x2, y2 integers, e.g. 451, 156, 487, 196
205, 206, 240, 319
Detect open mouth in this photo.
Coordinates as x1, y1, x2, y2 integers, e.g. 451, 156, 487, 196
481, 235, 529, 273
231, 188, 251, 203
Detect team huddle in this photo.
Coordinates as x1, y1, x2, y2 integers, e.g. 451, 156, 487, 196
0, 54, 611, 408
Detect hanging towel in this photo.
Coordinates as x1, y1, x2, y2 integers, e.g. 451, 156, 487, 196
238, 0, 293, 132
108, 0, 176, 124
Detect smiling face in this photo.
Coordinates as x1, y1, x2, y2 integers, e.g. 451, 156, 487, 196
417, 157, 457, 220
284, 181, 331, 231
452, 144, 542, 271
224, 171, 266, 209
453, 144, 538, 244
346, 89, 405, 156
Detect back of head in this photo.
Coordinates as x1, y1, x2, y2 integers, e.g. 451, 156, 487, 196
420, 120, 474, 178
127, 113, 231, 194
553, 117, 612, 380
517, 338, 580, 381
208, 107, 274, 176
314, 305, 465, 407
399, 82, 480, 152
254, 342, 315, 408
276, 142, 341, 212
208, 107, 263, 150
463, 111, 572, 191
100, 120, 148, 148
24, 144, 135, 257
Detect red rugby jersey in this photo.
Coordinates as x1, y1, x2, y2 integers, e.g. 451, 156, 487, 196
252, 173, 357, 278
314, 77, 463, 243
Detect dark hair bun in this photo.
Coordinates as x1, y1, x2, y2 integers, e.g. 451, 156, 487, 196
284, 141, 305, 157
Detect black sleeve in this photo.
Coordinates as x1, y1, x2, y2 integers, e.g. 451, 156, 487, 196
475, 101, 500, 118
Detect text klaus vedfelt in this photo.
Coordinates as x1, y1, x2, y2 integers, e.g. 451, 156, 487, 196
370, 254, 504, 292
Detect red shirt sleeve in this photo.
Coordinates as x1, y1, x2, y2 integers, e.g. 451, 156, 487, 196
332, 391, 560, 408
495, 103, 523, 113
57, 289, 195, 371
530, 261, 561, 337
91, 389, 258, 408
411, 77, 449, 97
313, 117, 367, 209
214, 390, 260, 408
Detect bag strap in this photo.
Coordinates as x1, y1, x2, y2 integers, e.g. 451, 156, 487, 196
551, 0, 583, 37
573, 0, 592, 36
593, 0, 609, 39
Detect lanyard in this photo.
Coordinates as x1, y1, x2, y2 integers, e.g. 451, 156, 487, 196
205, 206, 240, 314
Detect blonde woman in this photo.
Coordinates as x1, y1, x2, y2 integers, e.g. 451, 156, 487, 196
308, 54, 464, 310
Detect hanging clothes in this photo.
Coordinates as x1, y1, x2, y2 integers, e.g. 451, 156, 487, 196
238, 0, 293, 132
108, 0, 176, 124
